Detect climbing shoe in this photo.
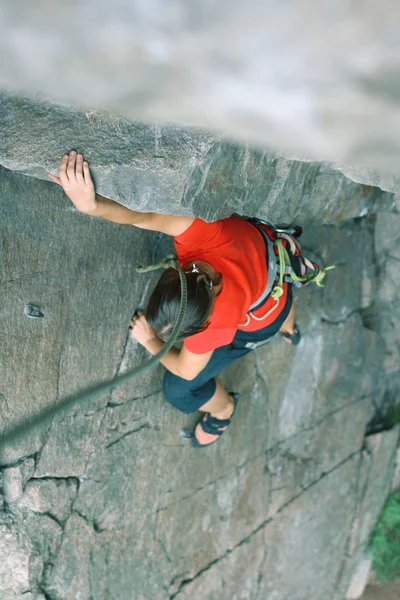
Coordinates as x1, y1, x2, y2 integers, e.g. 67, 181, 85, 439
192, 392, 240, 448
281, 324, 301, 345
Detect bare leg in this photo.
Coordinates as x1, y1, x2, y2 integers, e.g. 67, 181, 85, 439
279, 301, 296, 336
198, 303, 297, 421
199, 379, 234, 420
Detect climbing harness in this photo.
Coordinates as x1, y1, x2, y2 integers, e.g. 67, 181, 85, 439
0, 256, 187, 450
241, 330, 281, 351
239, 217, 335, 328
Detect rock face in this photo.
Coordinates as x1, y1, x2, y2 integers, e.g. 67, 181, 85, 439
0, 95, 399, 599
2, 1, 400, 178
0, 94, 386, 223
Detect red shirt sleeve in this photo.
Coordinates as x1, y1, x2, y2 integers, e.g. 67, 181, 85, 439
174, 218, 225, 260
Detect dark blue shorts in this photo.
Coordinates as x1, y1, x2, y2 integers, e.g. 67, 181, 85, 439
163, 285, 292, 414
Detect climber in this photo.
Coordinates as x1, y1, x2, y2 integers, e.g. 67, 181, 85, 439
48, 151, 314, 448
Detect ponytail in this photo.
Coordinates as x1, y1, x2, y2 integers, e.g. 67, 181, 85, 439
146, 268, 219, 341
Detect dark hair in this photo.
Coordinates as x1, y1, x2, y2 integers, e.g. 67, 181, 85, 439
146, 268, 219, 341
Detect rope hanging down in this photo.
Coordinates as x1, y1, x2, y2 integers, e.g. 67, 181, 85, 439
0, 256, 187, 451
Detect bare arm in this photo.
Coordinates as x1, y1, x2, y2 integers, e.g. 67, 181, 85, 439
48, 151, 194, 237
144, 338, 212, 380
130, 312, 213, 380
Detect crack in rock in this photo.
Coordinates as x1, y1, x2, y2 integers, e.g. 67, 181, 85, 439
169, 450, 360, 598
156, 453, 265, 514
330, 447, 376, 599
320, 307, 362, 326
107, 389, 162, 408
253, 351, 269, 395
0, 452, 39, 470
265, 395, 370, 458
29, 476, 81, 483
36, 480, 83, 597
105, 423, 152, 449
0, 393, 9, 411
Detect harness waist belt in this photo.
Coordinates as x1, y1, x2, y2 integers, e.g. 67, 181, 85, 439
248, 222, 278, 313
244, 331, 280, 349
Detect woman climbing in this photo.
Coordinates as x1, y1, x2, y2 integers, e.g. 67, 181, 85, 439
49, 151, 322, 448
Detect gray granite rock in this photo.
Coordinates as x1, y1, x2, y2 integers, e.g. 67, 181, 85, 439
41, 513, 94, 600
0, 163, 163, 466
266, 397, 374, 517
352, 427, 400, 550
391, 447, 400, 492
2, 465, 24, 504
0, 94, 386, 224
17, 478, 78, 524
22, 513, 61, 591
170, 455, 361, 600
345, 557, 373, 600
0, 517, 34, 599
334, 164, 400, 198
0, 95, 399, 599
2, 2, 400, 179
333, 427, 400, 600
369, 213, 400, 425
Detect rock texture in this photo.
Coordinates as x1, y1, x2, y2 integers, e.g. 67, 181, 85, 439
0, 94, 399, 599
363, 582, 400, 600
2, 1, 400, 179
0, 94, 387, 222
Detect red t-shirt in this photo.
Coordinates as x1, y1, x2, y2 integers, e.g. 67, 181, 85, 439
174, 215, 288, 354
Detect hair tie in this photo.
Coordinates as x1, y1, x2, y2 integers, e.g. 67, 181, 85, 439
196, 272, 213, 290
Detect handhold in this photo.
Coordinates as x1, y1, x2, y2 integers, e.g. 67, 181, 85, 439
24, 304, 44, 319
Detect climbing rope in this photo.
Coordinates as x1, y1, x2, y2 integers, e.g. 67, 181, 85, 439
0, 256, 187, 451
136, 253, 178, 274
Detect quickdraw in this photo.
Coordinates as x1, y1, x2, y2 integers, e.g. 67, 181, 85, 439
239, 217, 335, 326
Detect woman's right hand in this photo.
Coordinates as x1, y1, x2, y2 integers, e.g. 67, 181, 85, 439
48, 151, 97, 214
129, 311, 158, 347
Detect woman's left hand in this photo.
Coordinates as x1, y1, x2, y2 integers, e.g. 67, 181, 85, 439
129, 311, 158, 347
